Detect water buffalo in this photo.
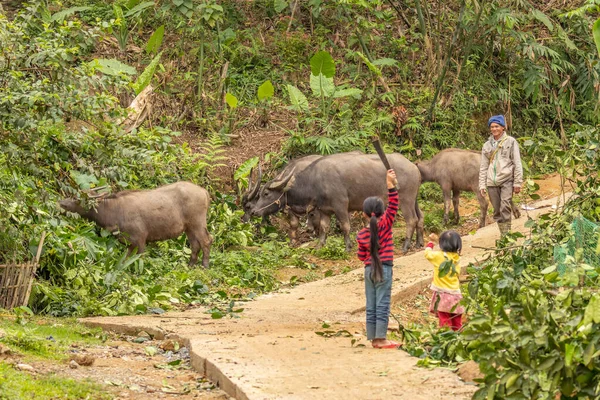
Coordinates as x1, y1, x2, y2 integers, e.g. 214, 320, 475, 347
250, 152, 424, 252
59, 182, 212, 268
241, 155, 327, 244
416, 148, 520, 227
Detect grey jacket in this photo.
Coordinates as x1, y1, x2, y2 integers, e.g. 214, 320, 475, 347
479, 133, 523, 189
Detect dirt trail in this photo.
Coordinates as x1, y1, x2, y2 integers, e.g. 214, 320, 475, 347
82, 192, 568, 400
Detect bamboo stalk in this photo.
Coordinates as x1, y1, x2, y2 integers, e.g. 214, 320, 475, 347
457, 0, 484, 82
427, 0, 467, 120
286, 0, 300, 34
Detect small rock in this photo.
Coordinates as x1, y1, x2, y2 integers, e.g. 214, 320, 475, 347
129, 384, 143, 392
70, 353, 95, 366
137, 331, 152, 339
159, 340, 177, 352
133, 336, 150, 344
69, 360, 79, 369
0, 343, 13, 356
457, 360, 484, 383
178, 347, 190, 359
16, 363, 35, 372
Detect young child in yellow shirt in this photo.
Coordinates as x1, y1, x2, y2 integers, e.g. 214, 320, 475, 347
425, 231, 464, 331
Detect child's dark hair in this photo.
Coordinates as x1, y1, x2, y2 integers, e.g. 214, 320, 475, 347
363, 196, 385, 282
439, 230, 462, 253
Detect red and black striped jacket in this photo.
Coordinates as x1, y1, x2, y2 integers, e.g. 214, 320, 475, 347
356, 188, 399, 266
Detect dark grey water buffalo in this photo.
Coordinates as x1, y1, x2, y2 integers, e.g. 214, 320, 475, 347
416, 148, 520, 227
241, 155, 328, 244
59, 182, 212, 267
250, 152, 424, 252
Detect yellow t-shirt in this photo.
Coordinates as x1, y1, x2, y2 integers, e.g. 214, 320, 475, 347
424, 249, 461, 293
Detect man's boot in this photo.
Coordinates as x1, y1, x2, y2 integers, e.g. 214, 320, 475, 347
498, 221, 511, 237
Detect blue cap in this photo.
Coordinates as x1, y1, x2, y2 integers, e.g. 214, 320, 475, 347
488, 115, 506, 127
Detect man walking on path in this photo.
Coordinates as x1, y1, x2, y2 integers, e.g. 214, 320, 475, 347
479, 115, 523, 236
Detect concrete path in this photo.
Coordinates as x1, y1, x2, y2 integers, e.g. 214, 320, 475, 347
82, 195, 564, 400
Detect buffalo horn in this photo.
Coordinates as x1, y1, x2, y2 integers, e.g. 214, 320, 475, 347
249, 164, 262, 199
268, 167, 296, 190
241, 167, 255, 201
86, 186, 109, 199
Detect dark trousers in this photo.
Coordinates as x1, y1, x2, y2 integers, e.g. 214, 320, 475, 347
487, 181, 513, 223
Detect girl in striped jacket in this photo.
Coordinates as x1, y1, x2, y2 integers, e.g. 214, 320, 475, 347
357, 169, 400, 349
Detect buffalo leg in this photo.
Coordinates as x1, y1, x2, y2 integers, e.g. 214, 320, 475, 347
288, 211, 300, 245
335, 209, 353, 252
452, 190, 461, 224
476, 189, 489, 228
316, 213, 331, 249
188, 226, 212, 268
398, 197, 419, 252
415, 203, 424, 247
127, 239, 146, 257
200, 228, 212, 268
188, 235, 201, 266
441, 185, 452, 225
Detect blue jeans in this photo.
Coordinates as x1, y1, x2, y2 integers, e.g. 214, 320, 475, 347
364, 263, 393, 340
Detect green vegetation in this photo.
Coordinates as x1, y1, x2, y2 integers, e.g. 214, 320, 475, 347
400, 126, 600, 398
1, 0, 600, 397
0, 313, 111, 400
0, 364, 111, 400
0, 312, 106, 360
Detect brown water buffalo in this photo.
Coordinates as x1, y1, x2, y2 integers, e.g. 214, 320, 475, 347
59, 182, 212, 267
250, 152, 424, 252
416, 148, 520, 227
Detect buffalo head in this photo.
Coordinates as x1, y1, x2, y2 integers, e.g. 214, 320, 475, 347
240, 165, 262, 222
251, 168, 296, 217
58, 198, 82, 213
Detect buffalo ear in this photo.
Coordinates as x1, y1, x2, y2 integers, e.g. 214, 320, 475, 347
283, 175, 296, 192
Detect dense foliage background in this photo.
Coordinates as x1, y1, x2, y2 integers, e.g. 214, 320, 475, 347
1, 0, 599, 397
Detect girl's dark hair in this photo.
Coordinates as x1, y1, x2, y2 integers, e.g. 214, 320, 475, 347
363, 196, 385, 282
439, 230, 462, 253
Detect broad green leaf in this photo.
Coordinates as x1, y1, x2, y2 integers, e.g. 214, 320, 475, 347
274, 0, 289, 13
90, 58, 137, 76
372, 58, 399, 67
257, 80, 274, 102
132, 51, 162, 95
225, 92, 238, 109
125, 1, 155, 18
564, 343, 575, 367
51, 6, 91, 22
505, 373, 519, 388
70, 171, 98, 190
357, 52, 381, 77
332, 88, 363, 99
310, 74, 335, 98
310, 51, 335, 78
286, 85, 309, 112
113, 4, 124, 21
145, 25, 165, 54
531, 9, 553, 31
594, 18, 600, 58
234, 157, 259, 181
584, 294, 600, 324
583, 342, 595, 366
540, 265, 556, 274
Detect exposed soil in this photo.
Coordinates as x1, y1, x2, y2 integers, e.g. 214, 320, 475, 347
2, 333, 230, 400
